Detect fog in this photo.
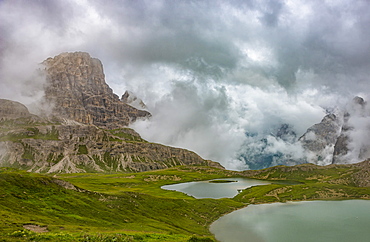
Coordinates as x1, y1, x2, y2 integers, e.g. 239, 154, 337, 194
1, 0, 370, 169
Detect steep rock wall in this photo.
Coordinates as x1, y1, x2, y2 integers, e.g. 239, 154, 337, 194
43, 52, 150, 129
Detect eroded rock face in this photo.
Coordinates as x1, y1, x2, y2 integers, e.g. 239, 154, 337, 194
332, 96, 369, 164
300, 114, 342, 151
353, 159, 370, 187
0, 119, 222, 173
299, 96, 370, 165
43, 52, 150, 129
0, 52, 224, 173
0, 99, 31, 119
299, 114, 342, 164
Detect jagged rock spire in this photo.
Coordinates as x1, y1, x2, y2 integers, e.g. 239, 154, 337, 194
43, 52, 151, 128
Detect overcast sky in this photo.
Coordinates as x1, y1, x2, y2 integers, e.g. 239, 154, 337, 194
1, 0, 370, 169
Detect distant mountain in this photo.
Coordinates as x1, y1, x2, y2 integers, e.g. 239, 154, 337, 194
299, 113, 342, 165
238, 96, 370, 169
0, 52, 222, 173
300, 96, 370, 165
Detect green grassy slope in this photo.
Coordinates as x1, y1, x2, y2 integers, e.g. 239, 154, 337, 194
0, 167, 243, 241
1, 162, 370, 241
235, 162, 370, 204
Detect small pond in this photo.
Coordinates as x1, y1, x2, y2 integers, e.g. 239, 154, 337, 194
210, 200, 370, 242
161, 178, 270, 199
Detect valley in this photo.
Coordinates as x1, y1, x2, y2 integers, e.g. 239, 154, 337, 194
1, 52, 370, 241
1, 162, 370, 241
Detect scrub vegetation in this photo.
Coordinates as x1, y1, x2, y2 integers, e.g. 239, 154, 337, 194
1, 161, 370, 241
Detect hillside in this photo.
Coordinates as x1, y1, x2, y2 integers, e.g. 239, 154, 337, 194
0, 52, 222, 173
1, 162, 370, 241
235, 159, 370, 204
1, 52, 370, 241
0, 166, 243, 241
0, 100, 221, 173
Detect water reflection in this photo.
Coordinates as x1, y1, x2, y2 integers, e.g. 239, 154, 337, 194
161, 178, 270, 199
210, 200, 370, 242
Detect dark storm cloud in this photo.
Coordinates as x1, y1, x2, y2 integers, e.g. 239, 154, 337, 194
88, 0, 241, 71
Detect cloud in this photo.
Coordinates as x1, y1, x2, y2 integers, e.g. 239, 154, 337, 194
1, 0, 370, 169
338, 97, 370, 164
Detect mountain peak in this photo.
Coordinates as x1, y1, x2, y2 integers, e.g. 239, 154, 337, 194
43, 52, 151, 129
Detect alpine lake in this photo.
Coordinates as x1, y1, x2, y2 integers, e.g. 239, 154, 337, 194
162, 178, 370, 242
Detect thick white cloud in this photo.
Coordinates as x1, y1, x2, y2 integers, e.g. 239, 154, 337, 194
1, 0, 370, 169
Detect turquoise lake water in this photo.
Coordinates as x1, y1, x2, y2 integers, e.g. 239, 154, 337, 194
161, 178, 270, 199
162, 179, 370, 241
210, 200, 370, 242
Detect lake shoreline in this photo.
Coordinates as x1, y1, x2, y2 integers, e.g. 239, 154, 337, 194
161, 176, 370, 240
210, 199, 370, 242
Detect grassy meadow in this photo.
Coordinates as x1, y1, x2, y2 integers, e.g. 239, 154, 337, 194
0, 166, 244, 241
1, 163, 369, 241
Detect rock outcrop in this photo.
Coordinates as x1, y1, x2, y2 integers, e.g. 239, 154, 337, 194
43, 52, 150, 129
299, 113, 342, 165
332, 96, 367, 163
0, 52, 223, 173
0, 99, 32, 120
353, 159, 370, 187
0, 99, 222, 173
299, 96, 370, 165
121, 91, 148, 111
300, 114, 342, 152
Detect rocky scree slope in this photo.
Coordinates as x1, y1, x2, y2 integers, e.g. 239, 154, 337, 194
0, 52, 222, 173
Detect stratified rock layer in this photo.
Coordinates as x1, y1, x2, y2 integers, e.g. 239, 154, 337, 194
0, 99, 31, 119
0, 52, 223, 173
0, 102, 222, 173
43, 52, 150, 129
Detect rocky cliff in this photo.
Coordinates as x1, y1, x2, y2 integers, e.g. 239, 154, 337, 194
299, 113, 342, 165
0, 99, 221, 173
0, 52, 223, 173
43, 52, 150, 129
300, 96, 370, 165
332, 96, 369, 163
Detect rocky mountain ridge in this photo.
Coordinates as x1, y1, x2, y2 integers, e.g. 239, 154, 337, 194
0, 52, 222, 173
0, 99, 221, 173
239, 95, 370, 170
1, 51, 368, 172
